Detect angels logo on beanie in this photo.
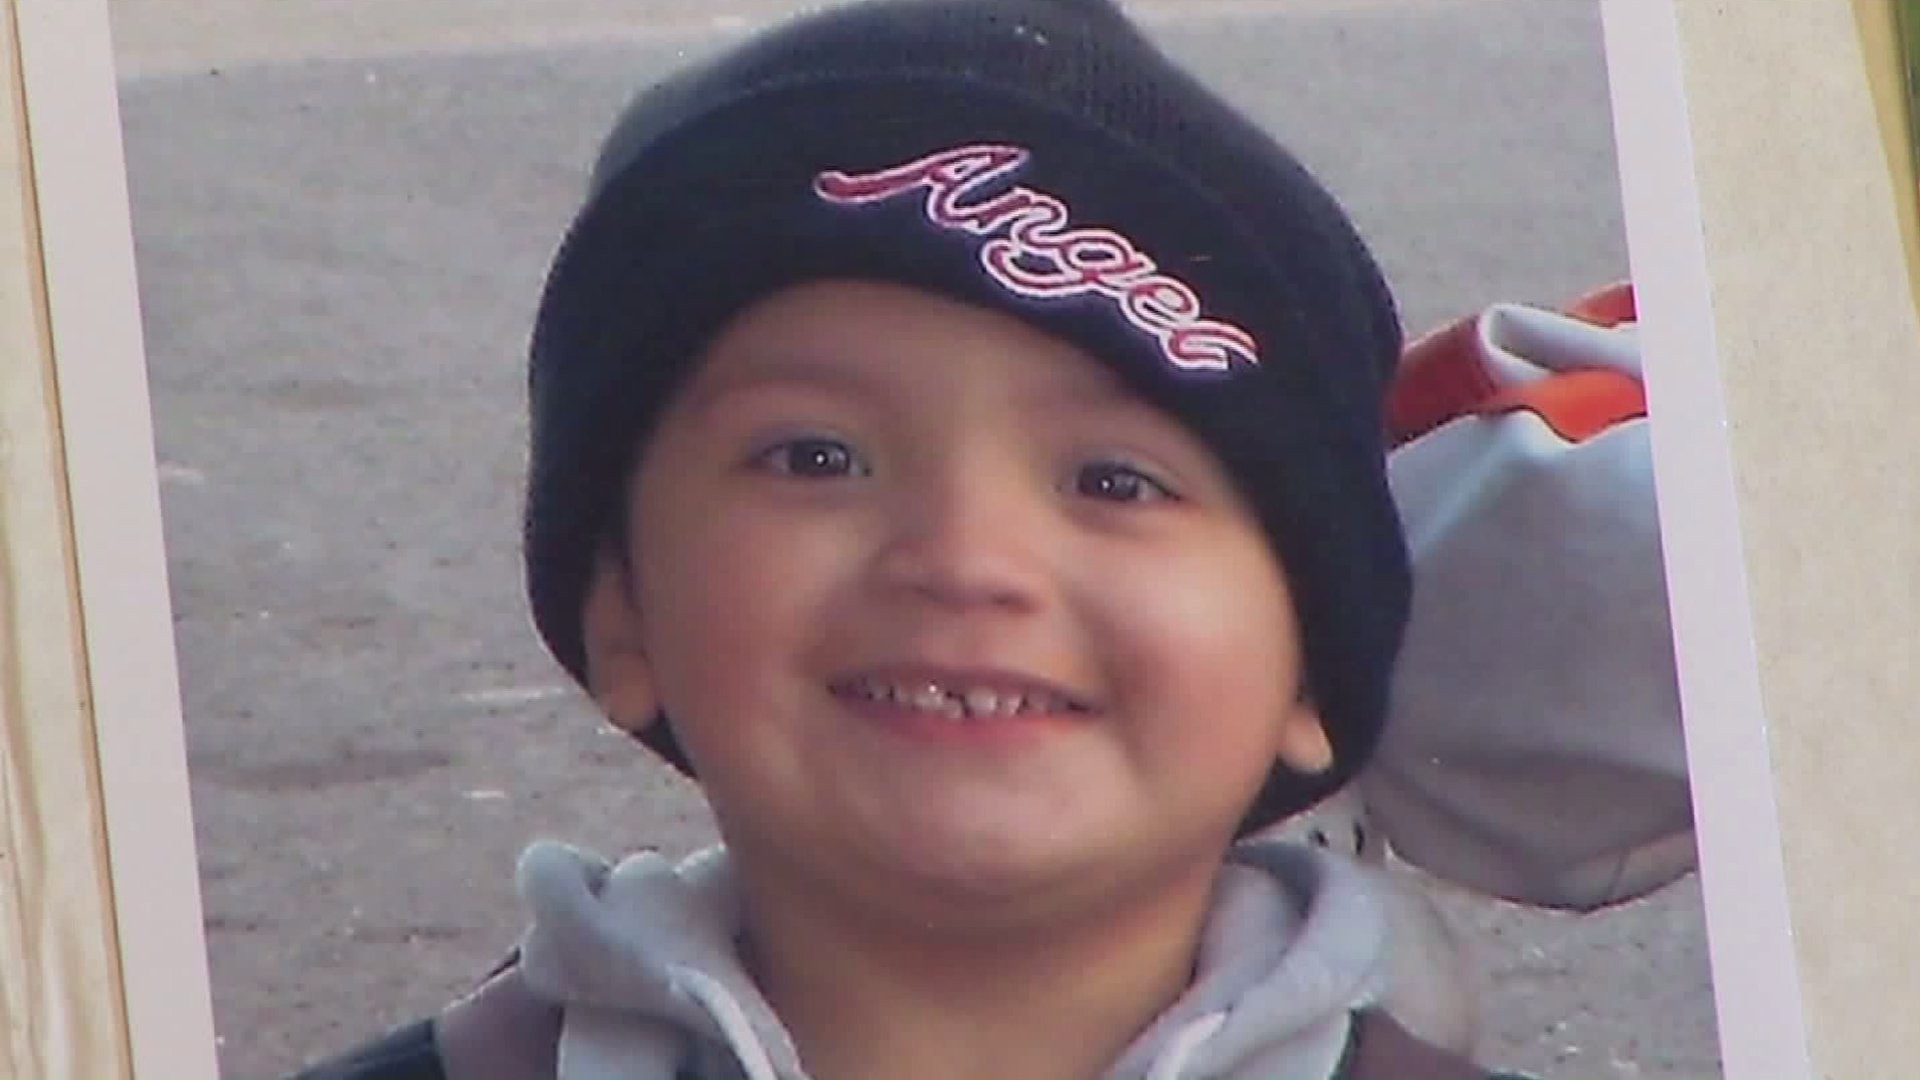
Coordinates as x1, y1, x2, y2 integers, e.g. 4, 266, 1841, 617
815, 143, 1261, 373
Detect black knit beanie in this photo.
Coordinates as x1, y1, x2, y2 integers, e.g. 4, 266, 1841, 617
524, 0, 1411, 830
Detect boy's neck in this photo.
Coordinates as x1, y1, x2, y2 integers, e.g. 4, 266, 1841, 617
737, 856, 1223, 1080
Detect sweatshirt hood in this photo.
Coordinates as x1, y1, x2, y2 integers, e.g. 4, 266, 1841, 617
461, 838, 1393, 1080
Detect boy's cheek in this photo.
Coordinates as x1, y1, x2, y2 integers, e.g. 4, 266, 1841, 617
1101, 551, 1295, 662
634, 511, 864, 681
1090, 569, 1304, 751
639, 491, 858, 583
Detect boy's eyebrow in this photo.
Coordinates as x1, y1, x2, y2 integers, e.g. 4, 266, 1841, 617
678, 357, 885, 415
681, 352, 1146, 416
1026, 376, 1143, 413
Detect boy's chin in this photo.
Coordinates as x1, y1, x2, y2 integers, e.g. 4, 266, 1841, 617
827, 820, 1234, 934
715, 772, 1250, 935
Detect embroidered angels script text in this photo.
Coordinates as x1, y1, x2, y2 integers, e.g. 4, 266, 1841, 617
813, 143, 1259, 373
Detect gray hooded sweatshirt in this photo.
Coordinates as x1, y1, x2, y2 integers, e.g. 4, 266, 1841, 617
433, 837, 1419, 1080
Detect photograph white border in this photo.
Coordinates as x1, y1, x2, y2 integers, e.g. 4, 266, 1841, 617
1603, 0, 1920, 1075
1598, 1, 1806, 1075
6, 0, 219, 1076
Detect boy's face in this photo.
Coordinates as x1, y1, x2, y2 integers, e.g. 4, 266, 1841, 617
583, 280, 1330, 929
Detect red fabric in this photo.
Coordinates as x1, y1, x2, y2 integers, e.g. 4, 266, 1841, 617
1568, 280, 1636, 328
1387, 281, 1644, 448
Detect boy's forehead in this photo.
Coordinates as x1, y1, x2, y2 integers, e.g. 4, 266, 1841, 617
682, 280, 1140, 409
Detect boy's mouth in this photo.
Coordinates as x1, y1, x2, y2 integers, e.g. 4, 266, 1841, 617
828, 673, 1095, 721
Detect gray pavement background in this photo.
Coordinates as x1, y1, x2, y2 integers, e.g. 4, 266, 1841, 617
108, 2, 1721, 1077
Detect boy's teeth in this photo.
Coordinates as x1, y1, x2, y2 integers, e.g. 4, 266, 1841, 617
849, 679, 1073, 719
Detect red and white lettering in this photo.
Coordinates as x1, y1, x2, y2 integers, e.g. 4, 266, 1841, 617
814, 143, 1260, 372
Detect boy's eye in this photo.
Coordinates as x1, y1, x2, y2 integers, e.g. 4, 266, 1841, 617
756, 437, 866, 478
1073, 461, 1174, 503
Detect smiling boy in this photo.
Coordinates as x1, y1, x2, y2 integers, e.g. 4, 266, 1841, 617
295, 0, 1536, 1077
566, 278, 1349, 1080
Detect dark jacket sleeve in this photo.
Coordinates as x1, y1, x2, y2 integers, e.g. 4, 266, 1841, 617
1342, 1009, 1539, 1080
283, 949, 524, 1080
286, 1018, 447, 1080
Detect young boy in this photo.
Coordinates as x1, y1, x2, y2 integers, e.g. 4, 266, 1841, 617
296, 0, 1538, 1076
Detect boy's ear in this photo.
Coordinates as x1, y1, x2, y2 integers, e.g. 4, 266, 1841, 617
1274, 694, 1334, 775
580, 547, 659, 737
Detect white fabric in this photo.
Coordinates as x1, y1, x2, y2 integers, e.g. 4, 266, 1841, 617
1475, 302, 1641, 381
1364, 301, 1696, 911
435, 838, 1431, 1080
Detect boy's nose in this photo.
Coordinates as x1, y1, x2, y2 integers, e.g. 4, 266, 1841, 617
869, 471, 1051, 614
